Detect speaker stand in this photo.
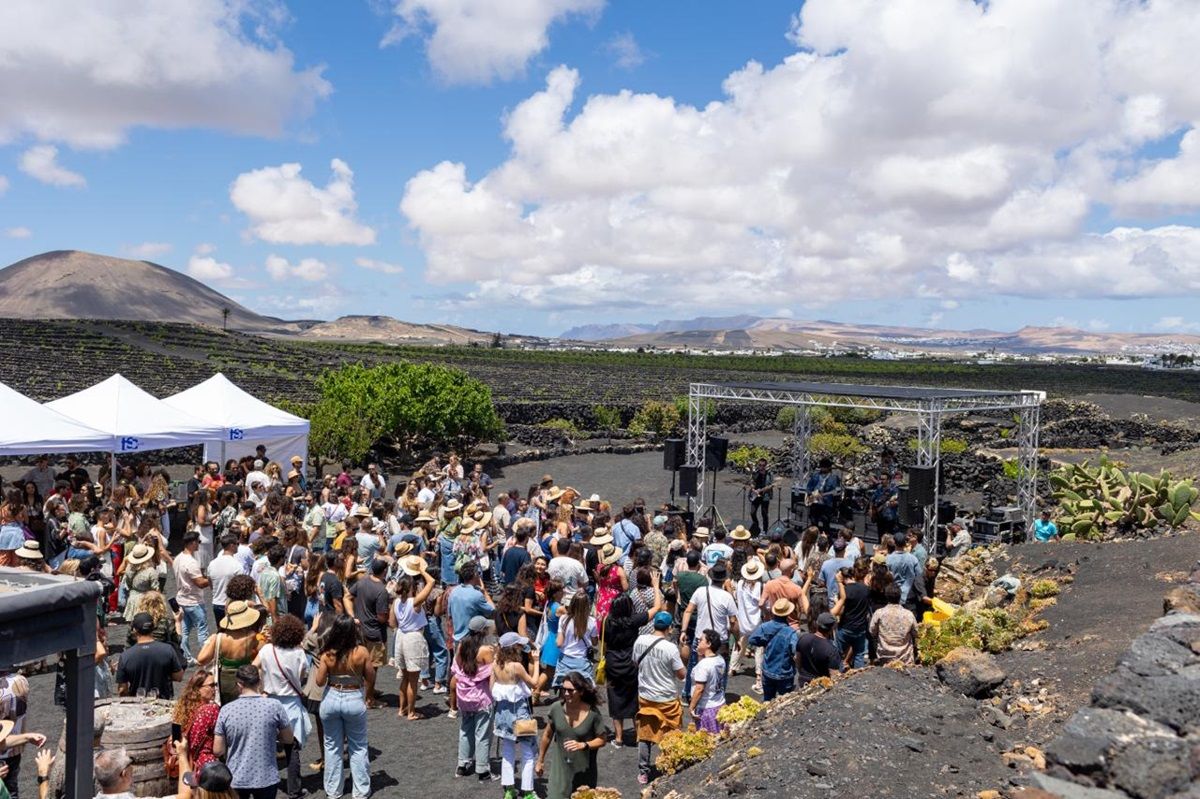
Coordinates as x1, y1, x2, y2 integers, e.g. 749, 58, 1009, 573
695, 468, 728, 534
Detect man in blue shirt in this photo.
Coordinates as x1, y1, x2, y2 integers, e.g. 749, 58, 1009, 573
819, 538, 854, 605
885, 532, 921, 610
611, 505, 642, 555
447, 561, 494, 644
805, 458, 843, 532
747, 597, 801, 701
1033, 510, 1059, 542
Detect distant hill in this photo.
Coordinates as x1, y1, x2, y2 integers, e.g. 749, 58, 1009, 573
300, 315, 494, 345
0, 250, 301, 333
562, 314, 762, 341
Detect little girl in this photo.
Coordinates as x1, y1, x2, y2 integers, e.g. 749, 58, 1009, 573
688, 630, 727, 734
450, 622, 494, 780
491, 632, 541, 799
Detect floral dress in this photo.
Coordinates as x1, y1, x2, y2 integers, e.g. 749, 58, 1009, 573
186, 702, 221, 769
594, 565, 624, 623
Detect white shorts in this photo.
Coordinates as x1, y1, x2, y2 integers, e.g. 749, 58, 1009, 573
395, 630, 429, 673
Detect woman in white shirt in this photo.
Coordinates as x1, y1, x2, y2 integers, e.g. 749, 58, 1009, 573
729, 559, 765, 695
390, 556, 436, 720
254, 613, 312, 799
554, 591, 597, 687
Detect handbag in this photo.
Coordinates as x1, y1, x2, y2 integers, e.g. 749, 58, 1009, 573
513, 718, 539, 737
594, 617, 607, 685
162, 736, 180, 779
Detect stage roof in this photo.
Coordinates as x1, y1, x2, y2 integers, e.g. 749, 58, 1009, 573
690, 380, 1044, 412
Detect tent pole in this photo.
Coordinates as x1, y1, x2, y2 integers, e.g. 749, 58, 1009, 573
111, 451, 117, 490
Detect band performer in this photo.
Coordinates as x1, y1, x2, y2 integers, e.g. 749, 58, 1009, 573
747, 457, 774, 534
804, 457, 842, 532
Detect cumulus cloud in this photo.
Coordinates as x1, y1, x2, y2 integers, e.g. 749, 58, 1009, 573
382, 0, 603, 84
19, 145, 85, 187
124, 242, 173, 259
605, 32, 645, 70
264, 253, 330, 281
1155, 316, 1200, 333
400, 0, 1200, 311
0, 0, 330, 149
4, 226, 32, 239
355, 256, 405, 274
1113, 128, 1200, 214
187, 254, 235, 283
231, 158, 376, 246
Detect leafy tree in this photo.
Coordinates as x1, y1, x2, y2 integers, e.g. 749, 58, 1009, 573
592, 405, 622, 445
629, 400, 682, 438
673, 395, 715, 424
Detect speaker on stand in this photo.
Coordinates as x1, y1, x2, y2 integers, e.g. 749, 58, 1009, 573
678, 465, 699, 499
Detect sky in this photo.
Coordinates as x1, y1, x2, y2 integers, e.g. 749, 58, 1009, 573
2, 0, 1200, 338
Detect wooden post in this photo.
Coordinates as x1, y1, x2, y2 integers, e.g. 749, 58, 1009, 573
65, 604, 97, 799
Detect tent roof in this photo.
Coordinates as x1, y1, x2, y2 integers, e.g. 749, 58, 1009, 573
46, 374, 224, 454
162, 373, 308, 438
0, 381, 114, 455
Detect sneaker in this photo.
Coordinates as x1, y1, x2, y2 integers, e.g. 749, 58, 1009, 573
751, 683, 763, 695
610, 739, 623, 749
420, 679, 433, 691
503, 787, 517, 799
478, 771, 499, 782
455, 765, 472, 778
432, 684, 448, 694
447, 709, 458, 720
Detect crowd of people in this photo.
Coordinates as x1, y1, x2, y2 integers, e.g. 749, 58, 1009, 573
0, 449, 960, 799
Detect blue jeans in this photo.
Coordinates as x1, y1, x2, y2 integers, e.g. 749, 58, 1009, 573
761, 675, 794, 702
836, 628, 869, 669
458, 708, 493, 776
422, 614, 449, 684
180, 605, 209, 663
681, 635, 698, 700
320, 688, 370, 799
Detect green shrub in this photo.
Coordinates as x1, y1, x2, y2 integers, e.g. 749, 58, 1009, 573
629, 400, 682, 437
728, 445, 772, 471
539, 418, 579, 436
906, 436, 969, 455
1029, 579, 1061, 599
673, 395, 715, 423
592, 405, 621, 433
917, 608, 1019, 664
808, 432, 866, 459
829, 406, 884, 426
656, 729, 716, 775
775, 405, 845, 434
1003, 459, 1020, 480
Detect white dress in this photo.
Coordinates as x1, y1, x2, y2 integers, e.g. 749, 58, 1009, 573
734, 579, 762, 636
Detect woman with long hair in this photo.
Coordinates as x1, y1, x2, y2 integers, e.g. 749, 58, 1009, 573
554, 591, 597, 687
492, 632, 541, 799
730, 558, 765, 694
196, 601, 263, 706
494, 583, 528, 639
451, 624, 494, 780
593, 544, 628, 624
172, 670, 220, 770
303, 553, 326, 625
255, 614, 311, 799
605, 577, 662, 746
314, 614, 374, 799
390, 557, 435, 720
121, 543, 158, 623
517, 561, 545, 640
125, 590, 182, 648
536, 579, 565, 701
535, 672, 606, 799
189, 488, 214, 570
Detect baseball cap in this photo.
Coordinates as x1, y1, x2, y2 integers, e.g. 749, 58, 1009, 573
816, 612, 837, 631
498, 632, 529, 650
183, 761, 233, 791
131, 612, 155, 634
468, 616, 493, 634
652, 611, 673, 631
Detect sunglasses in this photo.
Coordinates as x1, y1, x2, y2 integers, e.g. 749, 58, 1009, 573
560, 686, 577, 695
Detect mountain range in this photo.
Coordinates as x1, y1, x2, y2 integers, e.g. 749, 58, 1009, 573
1, 251, 1197, 355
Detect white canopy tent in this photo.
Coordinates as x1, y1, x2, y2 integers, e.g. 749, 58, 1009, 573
47, 374, 225, 483
163, 373, 309, 468
0, 381, 113, 455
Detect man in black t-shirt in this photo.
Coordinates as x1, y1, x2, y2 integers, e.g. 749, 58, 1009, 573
55, 455, 91, 493
115, 612, 185, 699
796, 612, 842, 685
836, 562, 873, 668
320, 556, 345, 614
350, 559, 391, 706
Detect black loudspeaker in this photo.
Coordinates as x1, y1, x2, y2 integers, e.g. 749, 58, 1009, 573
906, 466, 937, 506
663, 439, 685, 471
937, 502, 957, 524
896, 487, 923, 526
678, 466, 699, 497
705, 437, 729, 471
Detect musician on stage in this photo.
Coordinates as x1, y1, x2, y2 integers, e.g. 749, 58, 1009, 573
747, 458, 774, 534
804, 457, 842, 532
869, 471, 900, 538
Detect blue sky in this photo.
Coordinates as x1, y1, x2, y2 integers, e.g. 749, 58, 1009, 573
2, 0, 1199, 337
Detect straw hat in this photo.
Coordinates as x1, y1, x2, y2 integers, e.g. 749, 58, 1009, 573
290, 455, 303, 465
741, 559, 765, 581
575, 498, 594, 512
540, 474, 554, 486
219, 600, 262, 631
287, 470, 300, 481
872, 552, 888, 566
393, 541, 414, 558
730, 525, 752, 541
349, 504, 372, 518
14, 541, 43, 561
469, 510, 493, 528
442, 499, 463, 513
590, 528, 613, 546
544, 486, 565, 502
599, 543, 623, 566
693, 526, 710, 540
126, 543, 154, 566
415, 510, 437, 524
466, 498, 487, 514
400, 555, 426, 577
771, 597, 796, 617
459, 518, 479, 535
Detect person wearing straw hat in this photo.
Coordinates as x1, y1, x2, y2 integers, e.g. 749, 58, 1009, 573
594, 543, 628, 624
437, 498, 465, 585
731, 558, 766, 693
747, 598, 802, 700
197, 600, 264, 706
391, 555, 436, 720
121, 543, 157, 620
12, 541, 46, 573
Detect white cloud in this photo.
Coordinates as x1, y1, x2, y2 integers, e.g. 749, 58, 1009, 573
1155, 316, 1200, 333
231, 158, 376, 246
1113, 127, 1200, 213
124, 241, 172, 259
195, 242, 217, 255
605, 32, 645, 70
0, 0, 330, 149
4, 226, 32, 239
264, 253, 329, 282
187, 254, 235, 282
355, 256, 405, 274
382, 0, 603, 84
400, 0, 1200, 312
19, 145, 85, 187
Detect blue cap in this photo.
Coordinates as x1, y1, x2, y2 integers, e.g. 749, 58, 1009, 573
652, 611, 673, 631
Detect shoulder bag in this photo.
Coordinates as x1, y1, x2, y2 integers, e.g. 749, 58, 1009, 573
594, 617, 607, 685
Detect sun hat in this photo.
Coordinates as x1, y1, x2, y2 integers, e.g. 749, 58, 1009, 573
442, 499, 463, 513
470, 510, 493, 528
132, 612, 156, 635
466, 499, 487, 514
771, 598, 796, 617
652, 611, 673, 631
287, 470, 300, 480
468, 615, 493, 634
599, 543, 623, 566
393, 541, 414, 558
184, 761, 233, 792
693, 526, 710, 540
415, 510, 436, 524
590, 528, 613, 546
349, 504, 372, 518
730, 525, 752, 541
544, 487, 565, 503
125, 543, 154, 566
741, 559, 765, 581
459, 518, 479, 535
499, 632, 529, 650
652, 515, 667, 528
540, 474, 554, 486
871, 552, 887, 565
14, 541, 44, 561
290, 455, 303, 465
219, 600, 262, 631
575, 498, 594, 511
400, 555, 426, 576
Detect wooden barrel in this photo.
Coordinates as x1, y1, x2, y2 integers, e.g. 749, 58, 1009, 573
94, 697, 175, 797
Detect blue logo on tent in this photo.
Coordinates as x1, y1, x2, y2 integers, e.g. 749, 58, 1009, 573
229, 428, 245, 441
120, 437, 140, 452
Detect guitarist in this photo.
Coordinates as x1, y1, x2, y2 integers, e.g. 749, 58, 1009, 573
804, 458, 842, 533
748, 458, 774, 535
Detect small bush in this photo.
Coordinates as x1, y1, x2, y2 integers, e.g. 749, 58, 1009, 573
917, 608, 1018, 664
656, 729, 716, 775
716, 695, 763, 725
829, 406, 884, 426
629, 401, 682, 437
907, 436, 969, 455
539, 418, 579, 436
728, 445, 772, 471
1029, 579, 1060, 599
775, 405, 849, 434
808, 432, 866, 459
673, 395, 715, 423
592, 405, 622, 432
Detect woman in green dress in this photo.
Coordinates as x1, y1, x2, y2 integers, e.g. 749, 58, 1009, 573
535, 671, 607, 799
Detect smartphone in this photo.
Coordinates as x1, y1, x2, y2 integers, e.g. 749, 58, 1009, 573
168, 597, 179, 613
171, 723, 182, 743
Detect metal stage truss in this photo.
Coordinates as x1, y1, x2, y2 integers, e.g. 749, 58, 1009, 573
685, 380, 1045, 544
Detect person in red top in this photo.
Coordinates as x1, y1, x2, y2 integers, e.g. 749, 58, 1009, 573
201, 462, 225, 491
759, 558, 813, 631
172, 671, 221, 770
